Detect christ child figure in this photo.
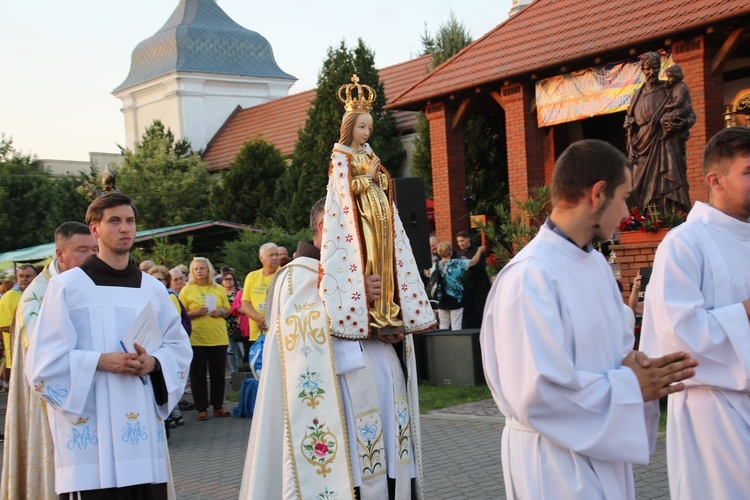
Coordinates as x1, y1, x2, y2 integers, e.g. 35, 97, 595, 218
661, 65, 694, 135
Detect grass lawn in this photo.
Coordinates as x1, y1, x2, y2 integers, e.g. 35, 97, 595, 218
659, 398, 668, 432
418, 383, 492, 413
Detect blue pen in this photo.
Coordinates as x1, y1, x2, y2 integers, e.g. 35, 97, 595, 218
120, 340, 148, 385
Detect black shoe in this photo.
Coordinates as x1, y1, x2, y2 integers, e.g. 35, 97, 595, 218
178, 399, 195, 411
0, 433, 4, 441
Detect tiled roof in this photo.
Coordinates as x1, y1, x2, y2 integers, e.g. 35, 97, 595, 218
114, 0, 294, 92
202, 90, 314, 172
379, 55, 432, 130
388, 0, 750, 109
202, 55, 432, 171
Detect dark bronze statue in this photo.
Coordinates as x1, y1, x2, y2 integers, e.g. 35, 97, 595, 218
79, 165, 121, 201
101, 165, 120, 195
624, 52, 695, 214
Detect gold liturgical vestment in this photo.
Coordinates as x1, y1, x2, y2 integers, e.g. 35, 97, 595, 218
348, 151, 403, 329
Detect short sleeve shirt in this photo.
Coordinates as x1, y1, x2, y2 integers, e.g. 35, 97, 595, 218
242, 269, 277, 341
179, 283, 230, 346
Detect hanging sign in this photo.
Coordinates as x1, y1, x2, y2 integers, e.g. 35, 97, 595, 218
535, 55, 672, 127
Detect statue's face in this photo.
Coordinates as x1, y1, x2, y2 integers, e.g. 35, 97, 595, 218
642, 60, 660, 85
666, 69, 682, 85
350, 113, 373, 149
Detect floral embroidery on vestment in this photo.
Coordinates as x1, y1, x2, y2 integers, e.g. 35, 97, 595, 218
301, 418, 339, 478
356, 410, 385, 478
298, 368, 326, 409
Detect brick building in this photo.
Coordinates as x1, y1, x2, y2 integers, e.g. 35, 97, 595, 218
387, 0, 750, 250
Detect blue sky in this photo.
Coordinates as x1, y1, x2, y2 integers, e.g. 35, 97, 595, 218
1, 1, 511, 161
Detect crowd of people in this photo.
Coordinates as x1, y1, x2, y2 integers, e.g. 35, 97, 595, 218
137, 246, 290, 425
0, 189, 305, 498
0, 73, 747, 500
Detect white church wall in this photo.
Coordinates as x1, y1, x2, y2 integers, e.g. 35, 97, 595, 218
115, 72, 294, 151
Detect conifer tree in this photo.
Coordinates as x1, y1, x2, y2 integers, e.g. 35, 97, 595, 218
275, 39, 404, 232
412, 11, 473, 197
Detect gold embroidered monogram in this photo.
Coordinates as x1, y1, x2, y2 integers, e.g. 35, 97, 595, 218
284, 309, 326, 354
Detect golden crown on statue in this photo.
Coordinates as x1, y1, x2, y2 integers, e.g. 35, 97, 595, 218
338, 74, 376, 113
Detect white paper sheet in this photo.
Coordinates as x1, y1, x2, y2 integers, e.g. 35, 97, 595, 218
204, 294, 217, 312
121, 302, 163, 354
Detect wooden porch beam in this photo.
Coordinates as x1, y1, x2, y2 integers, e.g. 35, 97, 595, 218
489, 91, 503, 108
711, 27, 746, 75
451, 98, 471, 131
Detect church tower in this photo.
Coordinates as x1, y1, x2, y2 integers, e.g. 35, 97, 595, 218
112, 0, 295, 151
509, 0, 533, 16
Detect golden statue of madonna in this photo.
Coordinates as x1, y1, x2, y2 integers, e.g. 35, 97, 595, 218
319, 75, 436, 340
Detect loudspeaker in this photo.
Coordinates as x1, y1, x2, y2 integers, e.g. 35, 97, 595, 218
394, 177, 432, 272
423, 329, 485, 386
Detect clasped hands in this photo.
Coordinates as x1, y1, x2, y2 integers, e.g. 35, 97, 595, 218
622, 350, 698, 401
97, 343, 156, 377
193, 306, 223, 318
368, 155, 382, 181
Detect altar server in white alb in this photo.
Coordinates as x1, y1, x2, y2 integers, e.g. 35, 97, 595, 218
25, 193, 192, 499
0, 221, 97, 500
640, 127, 750, 499
481, 139, 698, 499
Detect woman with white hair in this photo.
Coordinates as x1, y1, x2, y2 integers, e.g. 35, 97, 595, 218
179, 257, 231, 421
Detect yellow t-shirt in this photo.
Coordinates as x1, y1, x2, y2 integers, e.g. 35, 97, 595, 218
242, 269, 277, 341
169, 293, 181, 314
0, 289, 21, 368
179, 283, 230, 347
0, 289, 21, 328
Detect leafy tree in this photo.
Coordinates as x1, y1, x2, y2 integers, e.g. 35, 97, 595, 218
474, 186, 551, 275
218, 226, 309, 279
118, 120, 212, 230
211, 138, 286, 226
275, 39, 404, 231
131, 236, 194, 270
413, 12, 473, 196
0, 136, 92, 252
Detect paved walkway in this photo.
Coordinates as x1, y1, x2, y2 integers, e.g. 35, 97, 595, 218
0, 389, 669, 499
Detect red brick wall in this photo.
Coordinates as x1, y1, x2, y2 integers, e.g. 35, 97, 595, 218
423, 34, 726, 240
611, 241, 660, 300
672, 35, 725, 205
496, 82, 548, 217
426, 102, 468, 243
